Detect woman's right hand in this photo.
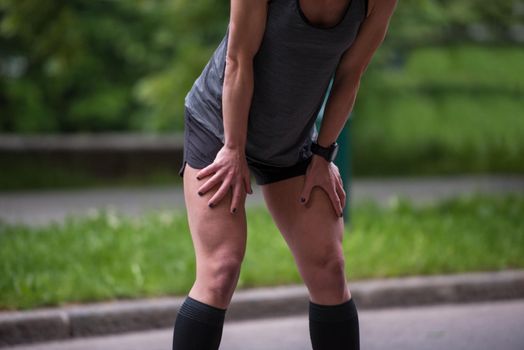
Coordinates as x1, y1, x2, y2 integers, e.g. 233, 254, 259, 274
195, 144, 253, 214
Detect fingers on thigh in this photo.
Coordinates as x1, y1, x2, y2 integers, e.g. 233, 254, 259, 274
183, 163, 247, 258
291, 187, 346, 276
264, 178, 344, 259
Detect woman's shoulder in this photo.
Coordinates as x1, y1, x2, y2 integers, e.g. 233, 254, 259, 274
365, 0, 398, 19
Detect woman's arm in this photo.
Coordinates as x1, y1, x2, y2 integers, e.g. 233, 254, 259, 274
196, 0, 269, 214
315, 0, 398, 148
300, 0, 398, 217
221, 0, 269, 151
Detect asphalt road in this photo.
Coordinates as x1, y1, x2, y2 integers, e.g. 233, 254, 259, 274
1, 175, 523, 226
6, 299, 524, 350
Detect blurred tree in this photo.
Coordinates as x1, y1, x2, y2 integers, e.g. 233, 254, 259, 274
0, 0, 170, 132
134, 0, 229, 131
0, 0, 521, 133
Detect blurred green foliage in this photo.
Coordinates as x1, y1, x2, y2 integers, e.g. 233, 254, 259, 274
0, 0, 229, 132
1, 0, 521, 133
1, 0, 523, 175
387, 0, 522, 47
352, 46, 524, 175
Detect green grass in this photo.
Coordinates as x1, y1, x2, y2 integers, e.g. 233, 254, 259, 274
1, 194, 523, 311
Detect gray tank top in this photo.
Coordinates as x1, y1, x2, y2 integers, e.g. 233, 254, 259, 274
184, 0, 367, 167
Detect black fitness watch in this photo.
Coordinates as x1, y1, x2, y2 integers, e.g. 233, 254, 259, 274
310, 141, 339, 162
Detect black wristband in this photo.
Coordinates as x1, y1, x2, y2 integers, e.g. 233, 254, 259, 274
311, 141, 339, 162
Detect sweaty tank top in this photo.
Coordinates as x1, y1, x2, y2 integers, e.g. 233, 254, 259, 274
184, 0, 368, 167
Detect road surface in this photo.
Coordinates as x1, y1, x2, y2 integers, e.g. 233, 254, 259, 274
2, 175, 523, 226
6, 299, 524, 350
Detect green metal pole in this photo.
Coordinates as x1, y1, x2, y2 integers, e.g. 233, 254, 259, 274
315, 75, 351, 224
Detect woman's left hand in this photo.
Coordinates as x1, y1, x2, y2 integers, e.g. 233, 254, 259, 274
299, 154, 346, 218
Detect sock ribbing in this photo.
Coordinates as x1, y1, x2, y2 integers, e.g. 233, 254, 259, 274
172, 296, 227, 350
309, 297, 358, 322
178, 296, 226, 326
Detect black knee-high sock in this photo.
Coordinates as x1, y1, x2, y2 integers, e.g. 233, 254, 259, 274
309, 297, 360, 350
172, 296, 226, 350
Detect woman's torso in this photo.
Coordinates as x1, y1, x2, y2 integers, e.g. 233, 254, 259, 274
185, 0, 367, 167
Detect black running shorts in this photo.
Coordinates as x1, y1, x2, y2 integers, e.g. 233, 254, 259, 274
178, 108, 313, 186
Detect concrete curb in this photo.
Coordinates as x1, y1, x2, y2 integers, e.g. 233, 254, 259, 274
1, 269, 523, 347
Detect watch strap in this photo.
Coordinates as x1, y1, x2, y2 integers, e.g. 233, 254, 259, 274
311, 141, 338, 162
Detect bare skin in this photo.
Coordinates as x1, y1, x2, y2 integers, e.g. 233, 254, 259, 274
184, 0, 398, 309
261, 160, 350, 305
184, 163, 247, 309
299, 0, 365, 28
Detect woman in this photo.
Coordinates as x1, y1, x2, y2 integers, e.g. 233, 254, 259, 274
172, 0, 397, 349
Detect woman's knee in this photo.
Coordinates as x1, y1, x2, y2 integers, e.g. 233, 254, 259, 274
196, 252, 244, 303
210, 254, 244, 288
310, 252, 347, 281
302, 250, 349, 299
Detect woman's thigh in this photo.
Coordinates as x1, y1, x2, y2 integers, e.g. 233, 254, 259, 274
179, 109, 248, 262
260, 174, 349, 301
182, 162, 248, 276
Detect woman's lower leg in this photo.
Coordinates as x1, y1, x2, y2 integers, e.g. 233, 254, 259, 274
309, 295, 360, 350
305, 257, 360, 350
261, 177, 360, 350
172, 261, 242, 350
